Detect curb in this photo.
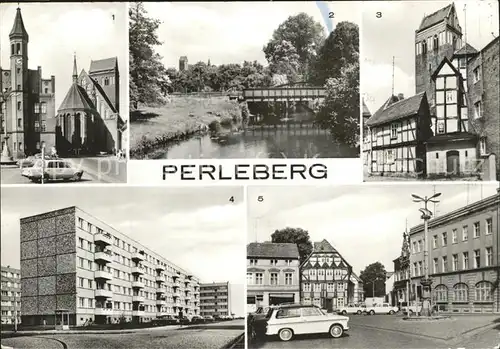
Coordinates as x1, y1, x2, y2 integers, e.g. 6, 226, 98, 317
221, 332, 245, 349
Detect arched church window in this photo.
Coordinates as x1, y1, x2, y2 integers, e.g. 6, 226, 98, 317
104, 77, 110, 86
433, 35, 439, 50
16, 43, 21, 54
422, 40, 427, 54
11, 44, 14, 55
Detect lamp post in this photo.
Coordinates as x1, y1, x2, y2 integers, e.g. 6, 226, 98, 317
0, 87, 14, 163
41, 141, 46, 184
411, 192, 442, 317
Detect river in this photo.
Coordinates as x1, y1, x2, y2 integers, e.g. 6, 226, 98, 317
154, 126, 358, 159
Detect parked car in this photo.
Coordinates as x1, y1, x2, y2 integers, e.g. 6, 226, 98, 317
179, 316, 192, 325
364, 303, 399, 315
17, 153, 59, 168
253, 304, 349, 342
191, 315, 205, 324
21, 159, 83, 182
337, 304, 365, 315
151, 315, 179, 326
203, 315, 214, 322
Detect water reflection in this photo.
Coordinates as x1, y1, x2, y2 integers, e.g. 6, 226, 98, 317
157, 129, 358, 159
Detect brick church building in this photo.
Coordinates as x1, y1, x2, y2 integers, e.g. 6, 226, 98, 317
366, 3, 499, 180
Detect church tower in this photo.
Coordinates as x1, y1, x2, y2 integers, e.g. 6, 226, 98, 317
415, 3, 463, 114
9, 7, 30, 155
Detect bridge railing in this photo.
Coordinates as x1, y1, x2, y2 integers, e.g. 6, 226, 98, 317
242, 87, 326, 100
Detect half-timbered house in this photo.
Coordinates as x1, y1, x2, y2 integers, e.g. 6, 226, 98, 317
365, 92, 432, 178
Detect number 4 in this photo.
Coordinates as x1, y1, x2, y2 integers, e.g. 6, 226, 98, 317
229, 196, 234, 203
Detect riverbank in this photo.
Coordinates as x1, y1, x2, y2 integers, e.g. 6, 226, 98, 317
130, 96, 243, 159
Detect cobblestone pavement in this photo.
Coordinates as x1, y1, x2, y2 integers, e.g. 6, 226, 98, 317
1, 328, 243, 349
252, 314, 499, 349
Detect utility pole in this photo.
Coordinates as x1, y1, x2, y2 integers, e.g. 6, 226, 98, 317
391, 56, 395, 97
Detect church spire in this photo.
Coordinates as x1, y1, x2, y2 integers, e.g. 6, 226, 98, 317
72, 53, 78, 83
9, 7, 29, 41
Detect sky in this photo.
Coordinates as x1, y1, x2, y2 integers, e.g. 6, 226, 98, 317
247, 183, 499, 275
362, 0, 499, 114
0, 3, 128, 117
143, 1, 362, 69
0, 186, 246, 317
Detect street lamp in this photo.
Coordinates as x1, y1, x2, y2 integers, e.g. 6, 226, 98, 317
411, 192, 441, 317
41, 141, 46, 184
0, 87, 14, 163
368, 276, 383, 299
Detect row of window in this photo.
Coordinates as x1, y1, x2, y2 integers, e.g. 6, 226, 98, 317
302, 282, 346, 292
33, 102, 48, 114
1, 310, 21, 317
1, 271, 20, 279
416, 31, 461, 55
247, 272, 294, 286
430, 219, 493, 250
0, 281, 20, 289
78, 218, 185, 275
248, 259, 294, 266
303, 297, 345, 307
433, 281, 493, 302
303, 269, 346, 277
1, 301, 20, 307
0, 291, 20, 298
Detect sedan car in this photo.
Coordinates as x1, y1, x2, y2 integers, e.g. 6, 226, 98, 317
17, 153, 59, 168
364, 303, 399, 315
254, 304, 349, 342
337, 304, 365, 315
203, 315, 214, 322
190, 315, 205, 324
22, 159, 83, 182
151, 315, 179, 326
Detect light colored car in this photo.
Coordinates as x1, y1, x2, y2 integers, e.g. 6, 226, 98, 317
259, 304, 349, 342
21, 159, 83, 182
203, 315, 214, 322
364, 303, 399, 315
337, 304, 365, 315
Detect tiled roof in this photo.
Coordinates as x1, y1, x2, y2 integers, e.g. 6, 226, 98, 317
58, 83, 94, 113
454, 43, 479, 56
366, 92, 426, 127
313, 239, 338, 253
418, 4, 453, 32
247, 242, 299, 259
426, 132, 477, 144
362, 100, 371, 117
9, 8, 29, 40
89, 57, 117, 73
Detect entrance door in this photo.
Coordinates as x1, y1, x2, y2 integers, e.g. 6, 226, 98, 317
446, 150, 460, 175
325, 298, 333, 313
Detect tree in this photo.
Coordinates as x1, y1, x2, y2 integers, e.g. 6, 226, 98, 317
264, 13, 325, 81
271, 227, 313, 264
359, 262, 387, 298
315, 61, 360, 149
311, 21, 359, 85
129, 2, 168, 108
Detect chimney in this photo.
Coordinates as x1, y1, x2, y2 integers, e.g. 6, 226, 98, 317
398, 93, 404, 100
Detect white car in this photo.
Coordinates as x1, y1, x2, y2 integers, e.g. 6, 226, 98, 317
255, 304, 349, 341
22, 159, 83, 182
338, 304, 365, 315
364, 303, 399, 315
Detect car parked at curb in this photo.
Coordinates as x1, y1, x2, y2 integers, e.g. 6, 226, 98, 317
364, 303, 399, 315
253, 304, 349, 342
337, 304, 365, 315
21, 159, 83, 182
203, 315, 214, 322
151, 315, 179, 326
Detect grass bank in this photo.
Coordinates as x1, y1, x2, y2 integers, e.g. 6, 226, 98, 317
130, 96, 243, 159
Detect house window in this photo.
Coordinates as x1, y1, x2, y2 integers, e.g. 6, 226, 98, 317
473, 222, 480, 238
285, 273, 292, 285
246, 273, 253, 285
314, 283, 321, 292
475, 281, 492, 302
462, 252, 469, 269
386, 149, 395, 164
433, 258, 438, 273
479, 138, 487, 156
453, 283, 468, 302
303, 283, 311, 292
485, 247, 493, 266
422, 40, 427, 53
441, 232, 447, 246
104, 77, 110, 86
255, 273, 263, 285
473, 250, 480, 268
474, 101, 482, 119
435, 153, 439, 159
485, 218, 492, 235
17, 118, 22, 128
462, 226, 468, 241
390, 123, 398, 139
44, 88, 48, 94
432, 235, 438, 249
459, 58, 467, 68
452, 254, 458, 271
441, 256, 448, 272
434, 285, 447, 302
17, 102, 21, 111
452, 229, 457, 243
473, 67, 480, 83
270, 273, 278, 285
41, 103, 47, 114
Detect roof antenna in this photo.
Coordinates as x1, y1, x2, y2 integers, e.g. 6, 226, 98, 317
463, 4, 467, 50
391, 56, 395, 97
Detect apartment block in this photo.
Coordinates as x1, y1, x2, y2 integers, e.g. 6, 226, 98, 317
1, 266, 21, 325
20, 206, 200, 326
247, 242, 300, 312
398, 192, 499, 313
199, 282, 231, 317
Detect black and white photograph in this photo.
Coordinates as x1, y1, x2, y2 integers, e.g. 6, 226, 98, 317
129, 2, 360, 160
246, 184, 499, 349
362, 1, 499, 182
0, 186, 245, 349
0, 3, 128, 184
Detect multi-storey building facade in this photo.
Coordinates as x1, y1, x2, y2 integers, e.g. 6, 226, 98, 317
402, 192, 499, 313
247, 242, 300, 312
1, 266, 21, 325
0, 7, 56, 158
300, 239, 364, 312
200, 282, 231, 317
20, 206, 200, 326
362, 99, 372, 167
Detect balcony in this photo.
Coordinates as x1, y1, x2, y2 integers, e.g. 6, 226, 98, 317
95, 307, 113, 316
173, 281, 181, 287
172, 274, 179, 280
156, 298, 166, 306
94, 233, 112, 245
95, 289, 113, 298
132, 295, 145, 303
131, 266, 145, 275
155, 265, 165, 272
132, 310, 144, 317
132, 281, 145, 289
95, 250, 113, 264
131, 251, 145, 262
155, 275, 164, 283
94, 270, 112, 280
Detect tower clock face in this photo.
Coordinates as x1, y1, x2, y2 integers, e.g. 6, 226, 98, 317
16, 58, 22, 65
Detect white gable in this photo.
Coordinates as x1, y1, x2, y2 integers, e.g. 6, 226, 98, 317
437, 60, 455, 75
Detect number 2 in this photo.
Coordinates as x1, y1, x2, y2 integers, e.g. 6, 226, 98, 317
329, 12, 334, 18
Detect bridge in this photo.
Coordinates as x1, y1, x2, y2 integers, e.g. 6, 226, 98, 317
242, 82, 326, 102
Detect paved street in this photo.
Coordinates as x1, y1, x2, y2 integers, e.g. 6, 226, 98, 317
1, 320, 244, 349
251, 315, 500, 349
1, 157, 127, 184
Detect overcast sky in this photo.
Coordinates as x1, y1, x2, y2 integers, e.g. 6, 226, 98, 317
143, 1, 361, 69
362, 0, 499, 114
247, 184, 498, 275
0, 186, 245, 317
0, 3, 128, 117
